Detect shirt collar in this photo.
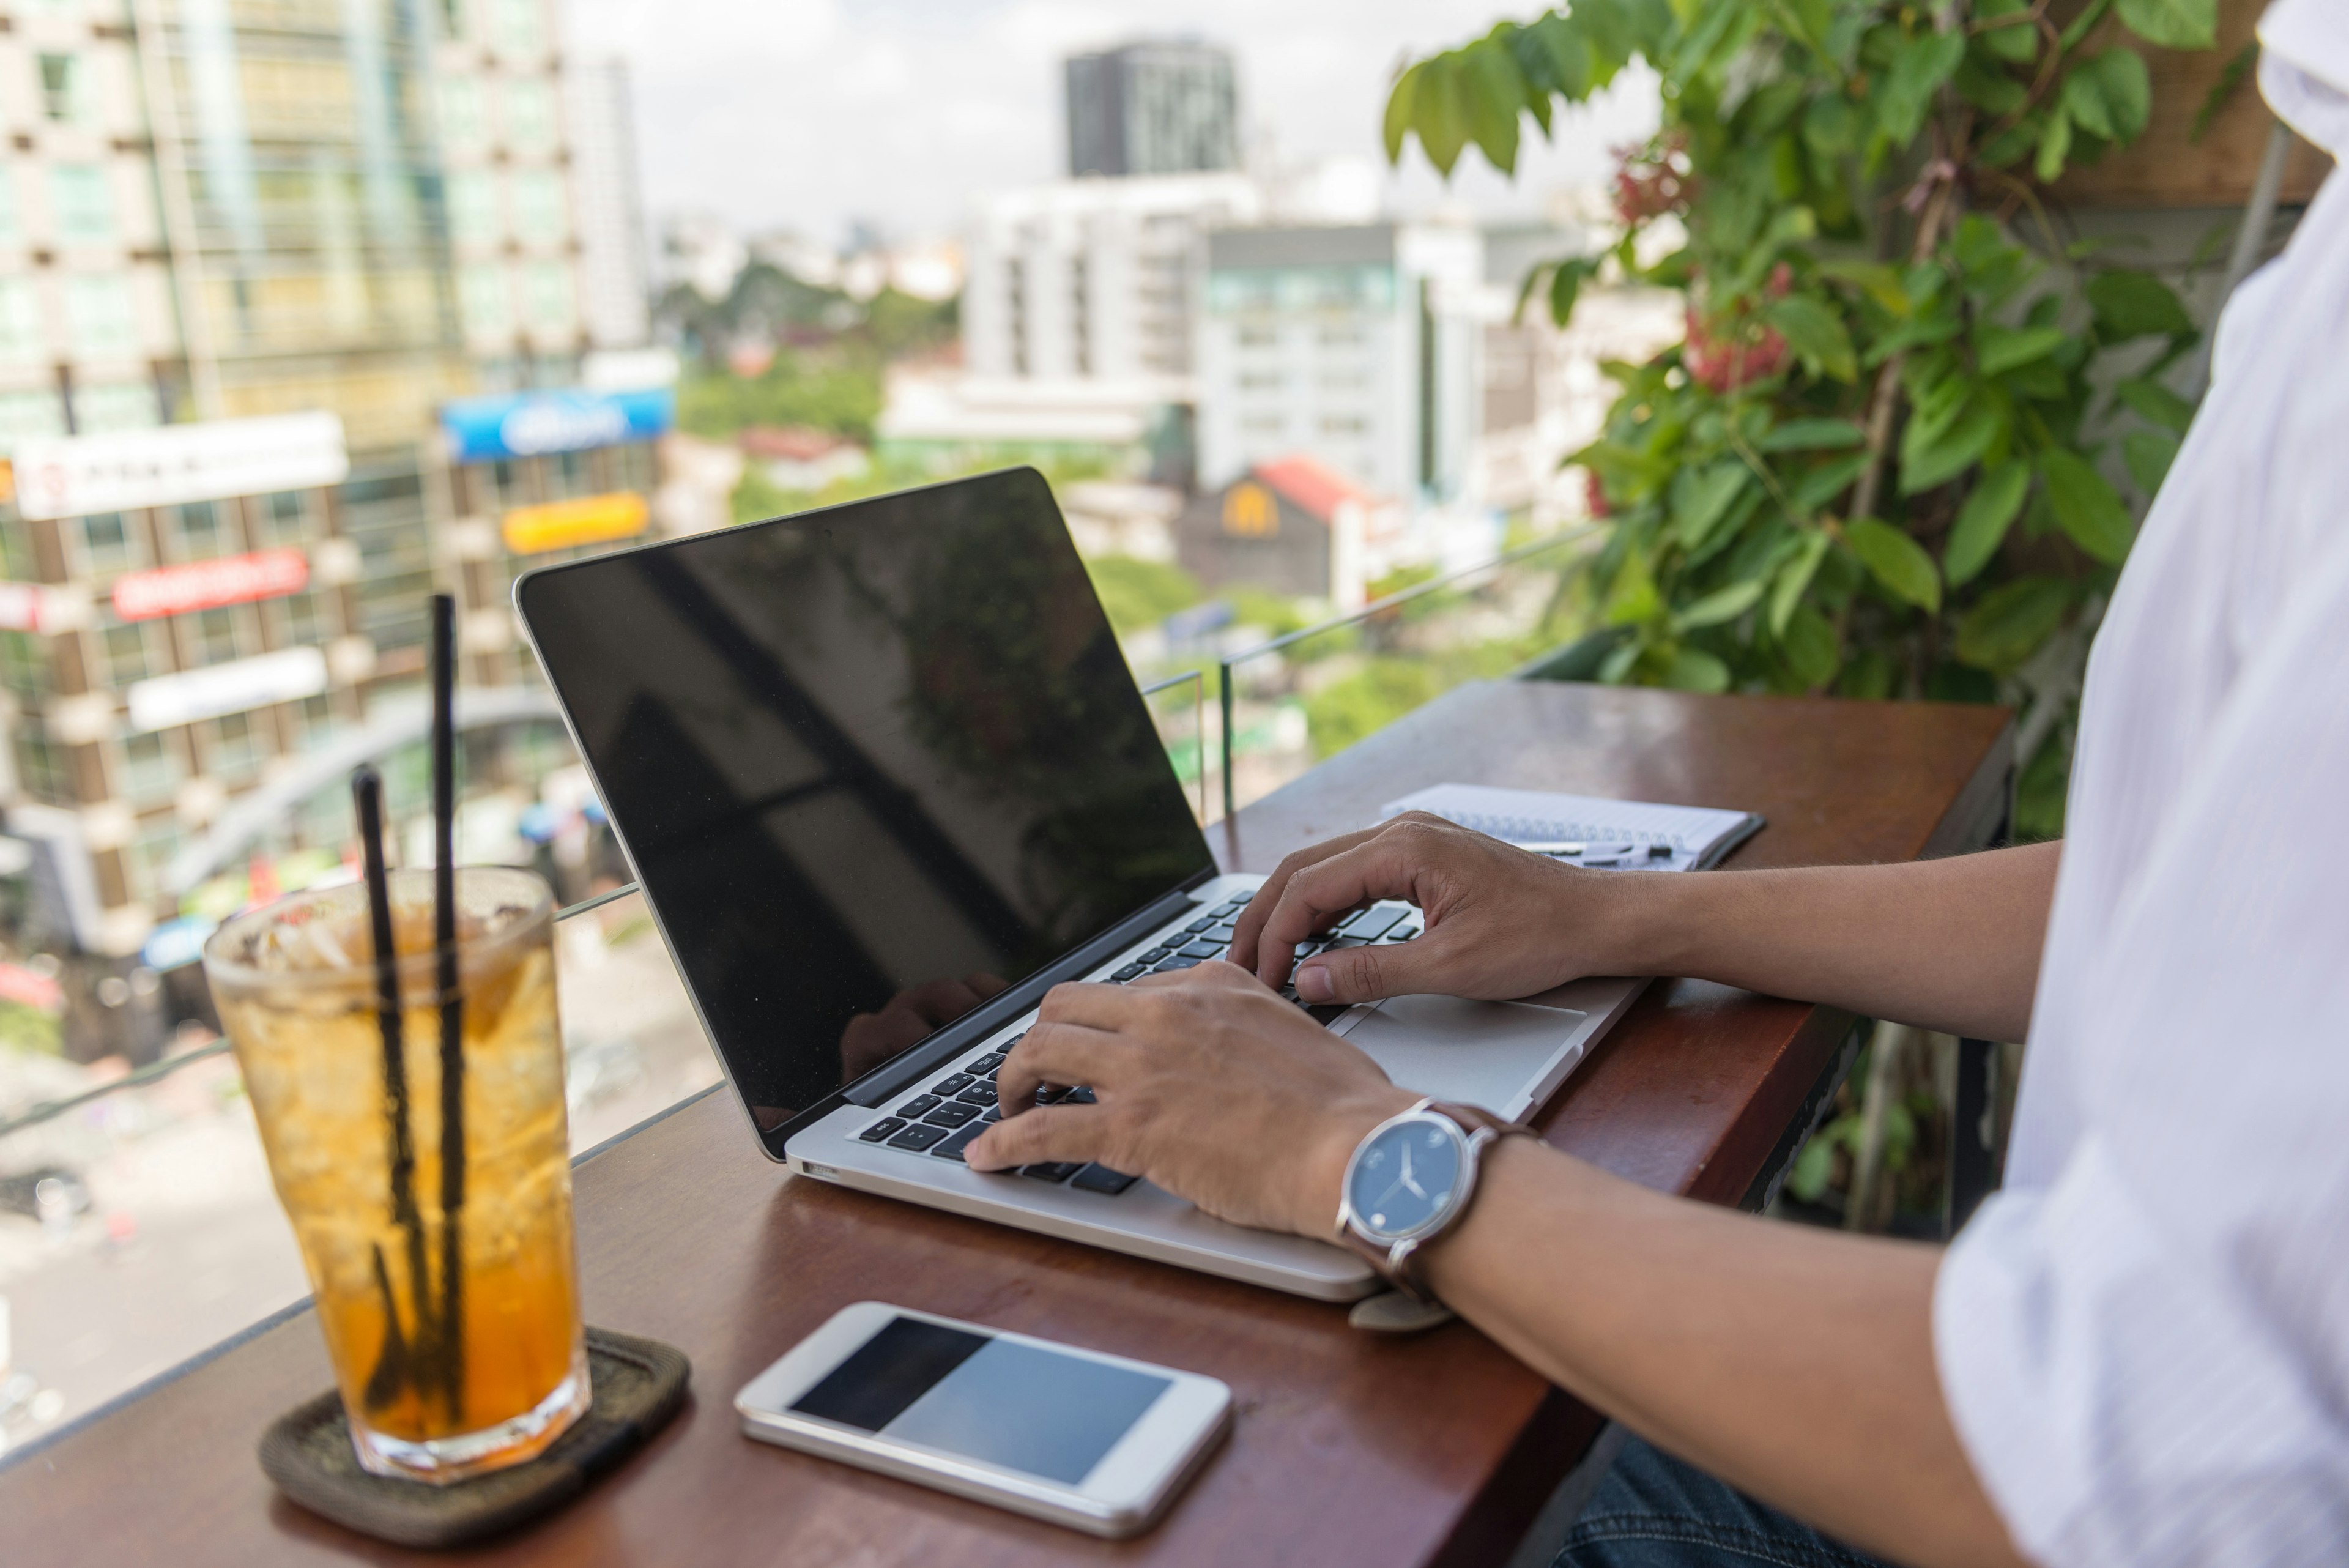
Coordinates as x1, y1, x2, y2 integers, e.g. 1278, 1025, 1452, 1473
2260, 0, 2349, 155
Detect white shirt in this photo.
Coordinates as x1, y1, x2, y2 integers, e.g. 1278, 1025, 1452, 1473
1933, 6, 2349, 1563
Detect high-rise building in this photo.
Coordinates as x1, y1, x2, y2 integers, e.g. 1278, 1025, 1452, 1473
1194, 223, 1485, 504
0, 0, 658, 1012
1065, 42, 1239, 179
568, 59, 653, 351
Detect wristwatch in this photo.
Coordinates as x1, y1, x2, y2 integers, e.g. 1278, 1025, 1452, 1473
1333, 1098, 1535, 1304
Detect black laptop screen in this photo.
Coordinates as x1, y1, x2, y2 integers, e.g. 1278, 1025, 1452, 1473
517, 468, 1214, 1137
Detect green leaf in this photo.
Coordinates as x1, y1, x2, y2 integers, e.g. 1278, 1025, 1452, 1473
2123, 428, 2180, 495
2061, 56, 2118, 139
1675, 578, 1767, 631
2090, 49, 2151, 142
1764, 294, 1857, 382
1598, 638, 1643, 683
1786, 1130, 1836, 1203
1844, 516, 1942, 611
2117, 0, 2216, 50
1770, 530, 1831, 636
1789, 451, 1869, 513
1463, 40, 1528, 174
1954, 577, 2073, 671
1817, 259, 1910, 316
1663, 646, 1732, 693
1975, 324, 2069, 376
1548, 255, 1602, 327
1945, 460, 2029, 585
2087, 269, 2194, 340
1529, 12, 1595, 99
2041, 448, 2134, 563
1899, 399, 2002, 495
1603, 546, 1662, 625
1672, 461, 1751, 552
1780, 602, 1840, 688
1877, 28, 1967, 146
1956, 56, 2030, 114
1802, 92, 1861, 156
1384, 61, 1423, 164
2194, 41, 2259, 143
1759, 418, 1866, 452
2115, 377, 2195, 433
1413, 54, 1469, 175
1975, 0, 2039, 62
2034, 106, 2074, 182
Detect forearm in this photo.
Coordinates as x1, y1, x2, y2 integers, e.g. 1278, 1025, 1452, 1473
1422, 1140, 2024, 1568
1608, 842, 2060, 1042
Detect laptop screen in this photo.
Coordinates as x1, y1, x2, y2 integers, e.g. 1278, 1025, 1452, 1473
518, 468, 1214, 1139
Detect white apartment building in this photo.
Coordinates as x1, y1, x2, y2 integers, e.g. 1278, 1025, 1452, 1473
961, 173, 1260, 389
1195, 222, 1485, 503
565, 56, 651, 351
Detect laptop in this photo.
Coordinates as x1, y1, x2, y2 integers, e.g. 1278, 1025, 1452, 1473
514, 467, 1643, 1301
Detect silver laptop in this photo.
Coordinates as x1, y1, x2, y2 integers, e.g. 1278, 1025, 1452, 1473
515, 469, 1640, 1301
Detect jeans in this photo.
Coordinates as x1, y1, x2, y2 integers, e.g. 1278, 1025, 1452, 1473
1556, 1435, 1898, 1568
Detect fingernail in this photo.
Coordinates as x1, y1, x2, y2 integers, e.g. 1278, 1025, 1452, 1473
1296, 962, 1334, 1002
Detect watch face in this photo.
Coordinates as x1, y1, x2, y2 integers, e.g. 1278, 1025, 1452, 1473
1347, 1117, 1464, 1241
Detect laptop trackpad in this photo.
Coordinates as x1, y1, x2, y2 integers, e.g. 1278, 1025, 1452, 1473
1336, 994, 1588, 1112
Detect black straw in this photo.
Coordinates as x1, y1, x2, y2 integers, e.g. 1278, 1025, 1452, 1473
354, 762, 432, 1410
430, 593, 466, 1422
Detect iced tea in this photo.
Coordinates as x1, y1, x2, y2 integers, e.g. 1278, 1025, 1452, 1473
206, 866, 587, 1482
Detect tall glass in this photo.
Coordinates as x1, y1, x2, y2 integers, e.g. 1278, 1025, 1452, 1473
205, 866, 588, 1483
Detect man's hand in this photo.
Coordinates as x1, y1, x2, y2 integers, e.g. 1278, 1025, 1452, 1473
964, 962, 1417, 1236
839, 973, 1008, 1082
1228, 812, 1650, 1005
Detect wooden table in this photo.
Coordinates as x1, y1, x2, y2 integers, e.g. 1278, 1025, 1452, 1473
3, 682, 2012, 1568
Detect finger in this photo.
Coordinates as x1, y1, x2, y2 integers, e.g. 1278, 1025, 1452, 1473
964, 1104, 1111, 1172
964, 972, 1009, 999
1253, 828, 1442, 987
996, 1017, 1138, 1111
1293, 929, 1457, 1005
1228, 826, 1387, 972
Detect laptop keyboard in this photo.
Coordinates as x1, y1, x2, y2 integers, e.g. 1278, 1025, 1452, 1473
852, 893, 1425, 1194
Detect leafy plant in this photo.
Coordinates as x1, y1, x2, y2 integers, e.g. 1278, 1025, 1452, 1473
1386, 0, 2214, 834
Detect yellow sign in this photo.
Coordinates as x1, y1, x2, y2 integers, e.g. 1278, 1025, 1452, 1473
501, 491, 650, 555
1221, 481, 1278, 539
0, 458, 14, 506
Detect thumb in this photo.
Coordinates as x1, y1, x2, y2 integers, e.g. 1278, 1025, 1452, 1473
1294, 938, 1439, 1004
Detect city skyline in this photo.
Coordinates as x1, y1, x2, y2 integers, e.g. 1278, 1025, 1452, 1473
568, 0, 1659, 244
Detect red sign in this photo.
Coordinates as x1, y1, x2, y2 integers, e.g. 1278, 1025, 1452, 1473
0, 582, 50, 631
111, 548, 309, 622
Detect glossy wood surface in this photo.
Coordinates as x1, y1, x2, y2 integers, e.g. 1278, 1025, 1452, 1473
2, 682, 2010, 1568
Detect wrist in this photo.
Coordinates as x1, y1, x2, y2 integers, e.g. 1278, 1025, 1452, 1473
1296, 1087, 1418, 1237
1584, 864, 1701, 976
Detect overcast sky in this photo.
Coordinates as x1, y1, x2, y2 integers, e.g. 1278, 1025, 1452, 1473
565, 0, 1659, 245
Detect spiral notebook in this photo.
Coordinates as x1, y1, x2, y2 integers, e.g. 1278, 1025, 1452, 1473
1381, 782, 1764, 872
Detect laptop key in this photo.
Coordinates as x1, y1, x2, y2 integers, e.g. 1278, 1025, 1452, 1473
968, 1052, 1005, 1073
1069, 1163, 1140, 1195
955, 1083, 996, 1105
1152, 956, 1200, 973
1061, 1085, 1097, 1105
1177, 940, 1223, 960
1020, 1162, 1082, 1183
888, 1123, 950, 1151
932, 1072, 974, 1095
1340, 905, 1408, 941
859, 1117, 907, 1143
1137, 947, 1172, 965
1185, 917, 1218, 934
896, 1094, 941, 1119
924, 1102, 981, 1128
930, 1123, 988, 1162
979, 1105, 1003, 1123
1111, 963, 1147, 982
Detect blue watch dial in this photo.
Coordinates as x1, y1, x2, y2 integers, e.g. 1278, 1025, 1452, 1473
1348, 1117, 1464, 1240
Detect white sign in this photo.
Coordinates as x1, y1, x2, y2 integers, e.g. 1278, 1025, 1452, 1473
127, 645, 328, 732
582, 346, 680, 392
13, 412, 349, 521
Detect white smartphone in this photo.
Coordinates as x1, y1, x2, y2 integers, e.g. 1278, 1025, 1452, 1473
735, 1302, 1233, 1537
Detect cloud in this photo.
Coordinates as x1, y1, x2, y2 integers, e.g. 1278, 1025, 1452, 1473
564, 0, 1659, 241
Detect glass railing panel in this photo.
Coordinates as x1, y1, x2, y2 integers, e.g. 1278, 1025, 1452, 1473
0, 885, 716, 1460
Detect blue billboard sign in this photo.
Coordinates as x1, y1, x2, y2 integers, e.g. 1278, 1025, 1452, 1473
439, 386, 675, 463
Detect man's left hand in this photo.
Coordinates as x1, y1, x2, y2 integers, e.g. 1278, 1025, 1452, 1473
964, 962, 1417, 1237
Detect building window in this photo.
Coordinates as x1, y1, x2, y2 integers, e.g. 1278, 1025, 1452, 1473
118, 732, 179, 807
522, 261, 572, 333
502, 80, 557, 150
174, 501, 227, 559
511, 169, 567, 241
50, 165, 114, 244
449, 170, 500, 245
66, 275, 137, 358
256, 490, 310, 544
190, 606, 246, 664
438, 74, 487, 143
203, 712, 263, 783
491, 0, 543, 56
1240, 414, 1285, 435
75, 512, 140, 576
0, 278, 43, 366
124, 822, 180, 905
0, 166, 20, 243
13, 727, 72, 806
103, 620, 156, 684
1238, 371, 1284, 392
1319, 327, 1368, 349
1319, 414, 1371, 435
0, 390, 64, 444
76, 381, 158, 433
1237, 325, 1278, 349
459, 264, 510, 338
291, 693, 337, 751
1319, 370, 1373, 393
267, 589, 326, 647
37, 54, 84, 123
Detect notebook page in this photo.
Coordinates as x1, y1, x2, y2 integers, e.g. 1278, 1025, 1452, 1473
1380, 782, 1756, 871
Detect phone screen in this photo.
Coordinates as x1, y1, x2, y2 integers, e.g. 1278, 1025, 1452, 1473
790, 1316, 1173, 1484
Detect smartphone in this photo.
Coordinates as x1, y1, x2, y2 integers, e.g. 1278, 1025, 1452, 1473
736, 1302, 1233, 1537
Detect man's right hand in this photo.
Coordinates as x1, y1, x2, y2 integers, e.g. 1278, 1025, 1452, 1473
1228, 812, 1658, 1005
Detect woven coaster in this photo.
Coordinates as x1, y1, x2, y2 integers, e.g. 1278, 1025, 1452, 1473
259, 1326, 690, 1549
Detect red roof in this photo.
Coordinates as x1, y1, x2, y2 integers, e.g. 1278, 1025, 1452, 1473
1249, 454, 1379, 521
740, 425, 853, 461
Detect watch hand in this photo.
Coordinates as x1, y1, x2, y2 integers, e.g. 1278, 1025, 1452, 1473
1399, 1145, 1427, 1199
